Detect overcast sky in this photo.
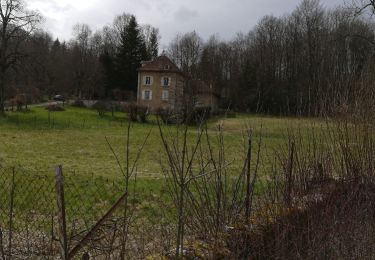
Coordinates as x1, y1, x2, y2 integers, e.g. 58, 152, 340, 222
28, 0, 344, 48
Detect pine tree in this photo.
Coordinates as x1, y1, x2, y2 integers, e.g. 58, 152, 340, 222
99, 49, 116, 97
114, 15, 148, 93
149, 28, 159, 58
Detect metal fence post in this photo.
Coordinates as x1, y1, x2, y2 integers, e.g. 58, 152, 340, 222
55, 165, 68, 260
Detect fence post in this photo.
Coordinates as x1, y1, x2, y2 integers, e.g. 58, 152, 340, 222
286, 142, 295, 207
55, 165, 68, 260
7, 167, 16, 259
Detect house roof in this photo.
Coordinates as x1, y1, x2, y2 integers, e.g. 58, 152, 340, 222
138, 55, 182, 74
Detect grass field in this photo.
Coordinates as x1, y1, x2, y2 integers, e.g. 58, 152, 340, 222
0, 105, 333, 257
0, 105, 325, 220
0, 105, 325, 222
0, 106, 320, 180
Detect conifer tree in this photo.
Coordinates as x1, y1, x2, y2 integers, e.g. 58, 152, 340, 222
115, 15, 147, 93
100, 49, 116, 97
149, 28, 159, 58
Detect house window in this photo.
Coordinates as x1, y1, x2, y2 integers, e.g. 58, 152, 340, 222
144, 76, 152, 86
143, 90, 152, 100
164, 64, 170, 70
162, 77, 170, 87
162, 90, 169, 101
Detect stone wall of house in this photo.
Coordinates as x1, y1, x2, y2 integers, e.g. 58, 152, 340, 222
137, 71, 184, 112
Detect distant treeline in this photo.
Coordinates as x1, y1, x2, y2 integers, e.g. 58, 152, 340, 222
4, 13, 159, 102
2, 0, 375, 116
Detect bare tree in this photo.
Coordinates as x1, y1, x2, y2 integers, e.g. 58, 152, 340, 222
168, 31, 203, 78
112, 13, 132, 47
0, 0, 40, 113
142, 24, 160, 58
70, 24, 96, 99
90, 31, 104, 57
349, 0, 375, 15
0, 0, 41, 112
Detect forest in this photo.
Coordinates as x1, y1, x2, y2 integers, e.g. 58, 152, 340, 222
1, 0, 375, 116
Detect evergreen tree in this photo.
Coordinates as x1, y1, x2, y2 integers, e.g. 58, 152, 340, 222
114, 15, 148, 93
99, 49, 116, 97
51, 39, 61, 54
149, 28, 159, 58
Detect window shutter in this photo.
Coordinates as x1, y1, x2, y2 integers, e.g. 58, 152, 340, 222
142, 90, 145, 100
150, 90, 153, 100
150, 76, 153, 85
143, 77, 147, 85
169, 77, 172, 86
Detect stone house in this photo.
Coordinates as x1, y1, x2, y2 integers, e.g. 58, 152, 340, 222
137, 55, 184, 112
137, 55, 219, 112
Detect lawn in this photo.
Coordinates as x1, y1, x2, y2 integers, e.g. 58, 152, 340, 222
0, 105, 327, 254
0, 106, 320, 180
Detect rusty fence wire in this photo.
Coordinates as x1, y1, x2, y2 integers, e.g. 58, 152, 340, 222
0, 165, 130, 259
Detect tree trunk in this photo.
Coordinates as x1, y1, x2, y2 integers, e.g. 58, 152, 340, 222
0, 71, 5, 114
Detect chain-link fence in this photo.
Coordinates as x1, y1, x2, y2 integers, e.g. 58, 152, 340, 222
0, 166, 131, 259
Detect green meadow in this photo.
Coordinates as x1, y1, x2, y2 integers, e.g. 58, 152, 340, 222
0, 106, 319, 180
0, 105, 327, 231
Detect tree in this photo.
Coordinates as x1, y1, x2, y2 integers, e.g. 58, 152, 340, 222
100, 49, 116, 97
70, 24, 96, 99
350, 0, 375, 15
114, 15, 147, 94
142, 25, 159, 59
148, 27, 159, 58
24, 31, 53, 97
0, 0, 40, 112
112, 13, 132, 46
168, 31, 203, 78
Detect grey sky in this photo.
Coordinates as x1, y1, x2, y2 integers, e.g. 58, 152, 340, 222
28, 0, 344, 47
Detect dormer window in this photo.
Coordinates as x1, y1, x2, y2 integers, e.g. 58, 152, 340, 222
164, 64, 170, 70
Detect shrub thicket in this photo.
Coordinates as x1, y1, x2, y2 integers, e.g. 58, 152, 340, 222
126, 103, 148, 123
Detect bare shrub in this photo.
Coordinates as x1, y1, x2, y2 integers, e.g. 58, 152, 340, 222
250, 117, 375, 259
157, 117, 263, 258
92, 100, 109, 116
105, 120, 152, 259
126, 103, 148, 123
156, 107, 175, 124
183, 106, 212, 125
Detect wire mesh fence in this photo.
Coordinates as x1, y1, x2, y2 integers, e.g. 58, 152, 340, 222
0, 165, 132, 259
